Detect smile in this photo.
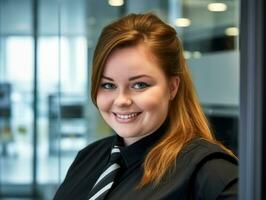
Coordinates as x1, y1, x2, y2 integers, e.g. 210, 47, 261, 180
113, 112, 141, 123
116, 113, 138, 119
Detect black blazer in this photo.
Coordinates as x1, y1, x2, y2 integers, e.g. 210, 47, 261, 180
54, 131, 238, 200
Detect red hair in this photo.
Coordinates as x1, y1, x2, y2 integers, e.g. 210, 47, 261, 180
91, 13, 234, 187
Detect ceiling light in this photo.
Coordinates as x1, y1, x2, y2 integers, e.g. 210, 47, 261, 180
108, 0, 124, 6
207, 3, 227, 12
184, 51, 192, 59
175, 18, 191, 27
225, 27, 239, 36
193, 51, 202, 59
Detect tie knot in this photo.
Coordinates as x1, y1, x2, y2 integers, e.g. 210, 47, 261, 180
109, 145, 121, 163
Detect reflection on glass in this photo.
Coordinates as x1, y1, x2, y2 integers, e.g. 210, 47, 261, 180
171, 0, 239, 154
169, 0, 239, 53
0, 0, 34, 196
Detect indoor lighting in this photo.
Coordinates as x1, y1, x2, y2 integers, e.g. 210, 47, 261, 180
184, 51, 192, 59
193, 51, 202, 59
175, 18, 191, 27
225, 27, 239, 36
108, 0, 124, 6
207, 3, 227, 12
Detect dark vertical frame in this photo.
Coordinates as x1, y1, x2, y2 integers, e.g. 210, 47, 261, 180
32, 0, 39, 198
0, 0, 2, 195
239, 0, 265, 199
261, 1, 266, 199
57, 0, 62, 184
0, 0, 38, 198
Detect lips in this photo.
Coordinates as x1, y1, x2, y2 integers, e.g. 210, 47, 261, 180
113, 112, 141, 123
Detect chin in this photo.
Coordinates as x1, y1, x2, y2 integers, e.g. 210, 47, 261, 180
115, 129, 140, 138
116, 131, 137, 138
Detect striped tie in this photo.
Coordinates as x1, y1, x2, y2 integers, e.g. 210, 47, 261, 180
88, 145, 121, 200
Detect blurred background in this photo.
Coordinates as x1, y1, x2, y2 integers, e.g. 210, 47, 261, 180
0, 0, 239, 199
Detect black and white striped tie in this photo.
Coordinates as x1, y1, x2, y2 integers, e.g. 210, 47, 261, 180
88, 145, 121, 200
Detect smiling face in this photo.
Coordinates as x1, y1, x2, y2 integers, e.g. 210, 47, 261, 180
96, 43, 179, 146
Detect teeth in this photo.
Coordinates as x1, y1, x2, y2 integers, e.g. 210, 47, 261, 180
116, 113, 138, 119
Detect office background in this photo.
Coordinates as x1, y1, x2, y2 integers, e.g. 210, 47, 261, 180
0, 0, 242, 199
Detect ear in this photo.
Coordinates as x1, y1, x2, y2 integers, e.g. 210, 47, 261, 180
168, 76, 180, 100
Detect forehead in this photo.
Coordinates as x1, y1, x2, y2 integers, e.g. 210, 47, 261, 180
103, 43, 165, 77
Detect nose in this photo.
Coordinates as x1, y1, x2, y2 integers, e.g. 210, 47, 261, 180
114, 91, 133, 107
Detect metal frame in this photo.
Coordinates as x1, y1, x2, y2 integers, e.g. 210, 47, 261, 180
239, 0, 265, 199
32, 0, 39, 198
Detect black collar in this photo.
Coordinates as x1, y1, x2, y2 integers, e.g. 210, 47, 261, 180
113, 120, 168, 168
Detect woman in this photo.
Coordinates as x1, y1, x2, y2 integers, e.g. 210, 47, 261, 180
54, 13, 238, 200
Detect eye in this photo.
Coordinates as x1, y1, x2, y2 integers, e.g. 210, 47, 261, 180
100, 82, 117, 90
132, 82, 150, 89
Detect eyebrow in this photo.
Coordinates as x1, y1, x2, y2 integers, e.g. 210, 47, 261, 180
129, 75, 152, 81
102, 76, 114, 81
102, 75, 152, 81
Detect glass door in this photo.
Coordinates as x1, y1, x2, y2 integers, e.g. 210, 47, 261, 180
0, 0, 35, 198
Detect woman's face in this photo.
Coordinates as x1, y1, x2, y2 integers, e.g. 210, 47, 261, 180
96, 43, 179, 146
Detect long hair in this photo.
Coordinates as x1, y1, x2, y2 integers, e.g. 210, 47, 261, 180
91, 13, 233, 187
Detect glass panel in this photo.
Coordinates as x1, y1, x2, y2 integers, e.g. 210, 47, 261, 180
177, 0, 240, 154
36, 0, 90, 199
0, 0, 34, 197
36, 0, 60, 198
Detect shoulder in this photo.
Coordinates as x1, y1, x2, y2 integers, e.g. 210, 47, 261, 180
76, 135, 116, 160
79, 135, 115, 154
54, 136, 116, 199
193, 158, 238, 199
68, 135, 116, 171
180, 138, 238, 200
179, 138, 238, 165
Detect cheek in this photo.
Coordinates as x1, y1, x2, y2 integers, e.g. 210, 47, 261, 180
136, 88, 170, 112
96, 92, 112, 111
